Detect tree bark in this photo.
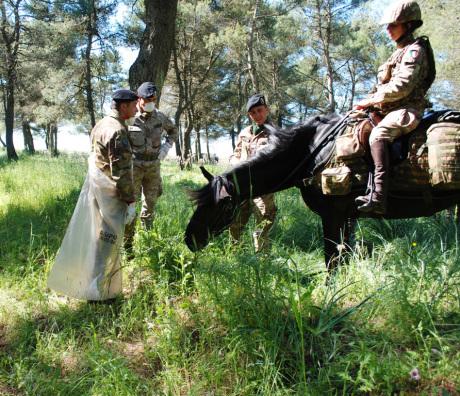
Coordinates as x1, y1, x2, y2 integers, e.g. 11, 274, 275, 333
129, 0, 178, 95
46, 122, 58, 156
84, 0, 97, 128
4, 79, 17, 160
314, 0, 336, 113
1, 0, 22, 161
246, 0, 261, 93
22, 119, 35, 154
205, 124, 210, 160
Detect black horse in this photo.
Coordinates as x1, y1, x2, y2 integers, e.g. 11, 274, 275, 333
185, 112, 460, 269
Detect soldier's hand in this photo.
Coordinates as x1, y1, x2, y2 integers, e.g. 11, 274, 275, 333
354, 98, 374, 110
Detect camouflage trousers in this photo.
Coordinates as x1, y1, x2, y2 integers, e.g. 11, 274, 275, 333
369, 108, 421, 145
229, 193, 277, 252
124, 160, 162, 245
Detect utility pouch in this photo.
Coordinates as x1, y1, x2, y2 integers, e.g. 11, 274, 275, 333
321, 165, 352, 195
335, 126, 365, 161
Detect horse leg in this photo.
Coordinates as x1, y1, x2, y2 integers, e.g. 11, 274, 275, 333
343, 217, 357, 251
321, 212, 349, 273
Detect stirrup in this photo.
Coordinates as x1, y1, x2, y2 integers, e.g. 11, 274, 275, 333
357, 199, 386, 215
355, 195, 369, 206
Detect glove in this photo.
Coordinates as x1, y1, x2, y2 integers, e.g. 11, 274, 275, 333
158, 142, 172, 161
125, 202, 137, 225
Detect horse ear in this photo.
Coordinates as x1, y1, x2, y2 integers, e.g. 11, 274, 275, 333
200, 166, 214, 182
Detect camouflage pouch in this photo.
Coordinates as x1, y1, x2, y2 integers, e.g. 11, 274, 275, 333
335, 124, 365, 161
321, 165, 352, 195
427, 122, 460, 189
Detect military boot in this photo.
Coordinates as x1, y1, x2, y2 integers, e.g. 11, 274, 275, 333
357, 139, 389, 215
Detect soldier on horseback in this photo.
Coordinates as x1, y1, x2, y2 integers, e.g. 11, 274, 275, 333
354, 0, 436, 215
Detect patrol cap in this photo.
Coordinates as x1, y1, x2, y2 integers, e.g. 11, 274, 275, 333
246, 93, 267, 112
380, 0, 422, 27
112, 89, 138, 102
137, 82, 158, 99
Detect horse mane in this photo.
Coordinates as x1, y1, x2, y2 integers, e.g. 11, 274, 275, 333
187, 113, 340, 206
226, 113, 340, 176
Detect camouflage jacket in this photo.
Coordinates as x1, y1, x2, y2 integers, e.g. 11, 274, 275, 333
128, 107, 178, 162
370, 35, 432, 114
230, 122, 274, 164
90, 110, 134, 203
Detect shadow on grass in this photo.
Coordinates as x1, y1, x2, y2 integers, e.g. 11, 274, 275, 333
1, 295, 153, 395
0, 187, 81, 274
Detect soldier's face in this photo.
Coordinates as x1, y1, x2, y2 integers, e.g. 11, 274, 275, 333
248, 105, 269, 126
120, 100, 138, 119
139, 97, 157, 112
386, 23, 407, 42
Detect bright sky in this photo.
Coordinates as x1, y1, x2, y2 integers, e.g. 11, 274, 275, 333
4, 43, 233, 159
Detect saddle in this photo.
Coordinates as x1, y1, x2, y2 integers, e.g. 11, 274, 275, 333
319, 110, 460, 195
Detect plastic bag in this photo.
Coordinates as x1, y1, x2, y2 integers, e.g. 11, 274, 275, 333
47, 154, 127, 300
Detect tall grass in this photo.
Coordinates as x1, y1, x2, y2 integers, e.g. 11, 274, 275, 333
0, 152, 459, 395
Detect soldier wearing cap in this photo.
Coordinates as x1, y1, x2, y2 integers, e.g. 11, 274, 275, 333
124, 82, 178, 252
354, 0, 436, 215
90, 89, 138, 205
228, 93, 277, 252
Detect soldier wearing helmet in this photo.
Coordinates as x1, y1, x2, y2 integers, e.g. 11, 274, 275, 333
354, 0, 436, 215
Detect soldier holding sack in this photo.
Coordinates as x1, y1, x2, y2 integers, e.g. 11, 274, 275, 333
124, 82, 178, 256
228, 93, 277, 252
47, 89, 138, 301
354, 0, 436, 215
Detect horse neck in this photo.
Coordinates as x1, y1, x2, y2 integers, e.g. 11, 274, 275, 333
226, 132, 315, 200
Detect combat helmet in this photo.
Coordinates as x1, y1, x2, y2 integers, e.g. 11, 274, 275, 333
380, 0, 423, 28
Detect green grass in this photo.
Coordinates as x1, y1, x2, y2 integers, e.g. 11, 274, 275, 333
0, 152, 459, 395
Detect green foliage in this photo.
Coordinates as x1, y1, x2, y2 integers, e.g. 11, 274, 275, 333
1, 154, 459, 394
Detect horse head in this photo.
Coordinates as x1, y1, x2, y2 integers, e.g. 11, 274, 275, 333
185, 166, 239, 251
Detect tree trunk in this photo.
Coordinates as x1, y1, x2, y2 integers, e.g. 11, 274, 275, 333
129, 0, 178, 95
4, 79, 18, 160
315, 0, 336, 113
196, 127, 202, 159
175, 121, 182, 157
52, 123, 58, 156
1, 0, 22, 161
205, 124, 210, 160
22, 119, 35, 154
347, 60, 357, 111
47, 122, 58, 156
183, 122, 193, 160
84, 1, 97, 128
246, 0, 261, 93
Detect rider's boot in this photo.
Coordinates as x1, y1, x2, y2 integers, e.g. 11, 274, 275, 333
357, 139, 389, 215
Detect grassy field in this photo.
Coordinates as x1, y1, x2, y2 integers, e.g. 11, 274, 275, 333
0, 152, 459, 395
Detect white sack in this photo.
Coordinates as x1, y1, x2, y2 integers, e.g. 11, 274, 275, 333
47, 154, 127, 300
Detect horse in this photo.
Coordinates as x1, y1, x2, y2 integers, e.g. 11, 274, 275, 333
184, 111, 460, 270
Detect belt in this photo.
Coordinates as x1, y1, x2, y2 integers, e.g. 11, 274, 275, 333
133, 152, 158, 161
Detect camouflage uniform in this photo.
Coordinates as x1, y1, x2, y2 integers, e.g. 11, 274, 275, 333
229, 123, 277, 251
356, 0, 435, 214
368, 34, 432, 145
124, 107, 178, 240
90, 109, 134, 203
